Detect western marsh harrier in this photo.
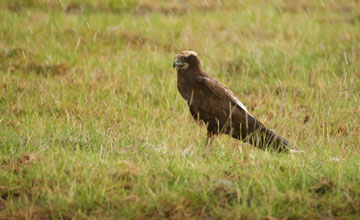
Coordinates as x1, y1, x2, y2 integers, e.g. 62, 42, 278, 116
173, 51, 293, 152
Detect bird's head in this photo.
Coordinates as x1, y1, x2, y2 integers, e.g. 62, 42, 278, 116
173, 51, 201, 71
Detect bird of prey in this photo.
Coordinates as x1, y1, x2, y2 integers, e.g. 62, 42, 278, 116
173, 51, 292, 152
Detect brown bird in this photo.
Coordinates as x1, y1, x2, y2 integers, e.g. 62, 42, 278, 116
173, 51, 292, 152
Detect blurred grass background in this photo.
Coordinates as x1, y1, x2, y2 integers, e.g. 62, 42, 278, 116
0, 0, 360, 219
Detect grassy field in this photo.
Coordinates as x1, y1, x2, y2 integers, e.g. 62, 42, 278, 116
1, 0, 360, 219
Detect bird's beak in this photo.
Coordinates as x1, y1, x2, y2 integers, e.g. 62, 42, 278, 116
173, 61, 177, 69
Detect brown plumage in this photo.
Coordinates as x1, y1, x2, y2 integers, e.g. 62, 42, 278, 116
173, 51, 292, 152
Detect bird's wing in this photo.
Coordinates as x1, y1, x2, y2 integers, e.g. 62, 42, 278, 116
196, 76, 251, 115
196, 76, 292, 151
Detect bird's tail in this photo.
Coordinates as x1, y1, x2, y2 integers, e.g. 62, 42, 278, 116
248, 126, 291, 152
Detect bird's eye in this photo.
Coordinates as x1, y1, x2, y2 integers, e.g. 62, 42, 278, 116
183, 57, 188, 62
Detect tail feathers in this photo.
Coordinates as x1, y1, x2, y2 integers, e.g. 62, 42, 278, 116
248, 127, 292, 152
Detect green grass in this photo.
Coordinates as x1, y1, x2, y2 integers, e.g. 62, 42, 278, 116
1, 0, 360, 219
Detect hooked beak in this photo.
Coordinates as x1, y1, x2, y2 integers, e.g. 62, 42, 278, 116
173, 60, 184, 69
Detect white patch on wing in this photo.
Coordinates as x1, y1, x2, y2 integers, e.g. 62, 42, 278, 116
230, 93, 248, 112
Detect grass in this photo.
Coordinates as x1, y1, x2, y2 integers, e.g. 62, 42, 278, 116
0, 0, 360, 219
